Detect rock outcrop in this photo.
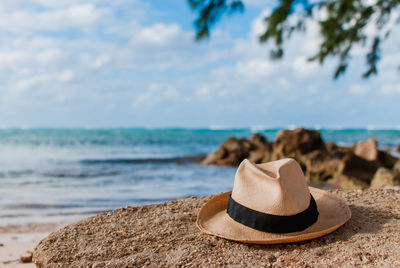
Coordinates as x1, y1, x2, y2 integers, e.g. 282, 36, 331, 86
370, 168, 400, 189
377, 150, 398, 168
272, 128, 325, 159
202, 134, 272, 166
202, 128, 399, 190
340, 153, 378, 184
353, 137, 397, 168
393, 160, 400, 174
33, 190, 400, 267
355, 138, 378, 161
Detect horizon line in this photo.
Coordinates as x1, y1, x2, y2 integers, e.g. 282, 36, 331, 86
1, 125, 400, 131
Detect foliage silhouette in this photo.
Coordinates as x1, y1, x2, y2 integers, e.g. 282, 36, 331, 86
187, 0, 400, 79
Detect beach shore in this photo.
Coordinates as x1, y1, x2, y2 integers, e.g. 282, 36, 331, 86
34, 189, 400, 267
0, 223, 63, 267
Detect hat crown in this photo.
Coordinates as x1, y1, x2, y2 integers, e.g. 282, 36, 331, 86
231, 158, 310, 216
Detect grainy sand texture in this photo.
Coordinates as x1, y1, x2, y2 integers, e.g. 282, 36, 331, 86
34, 189, 400, 267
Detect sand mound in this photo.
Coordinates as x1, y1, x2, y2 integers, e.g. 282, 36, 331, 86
34, 190, 400, 267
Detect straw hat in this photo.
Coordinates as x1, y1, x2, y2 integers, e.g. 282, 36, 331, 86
197, 158, 351, 244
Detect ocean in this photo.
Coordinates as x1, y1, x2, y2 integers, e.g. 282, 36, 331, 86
1, 127, 399, 226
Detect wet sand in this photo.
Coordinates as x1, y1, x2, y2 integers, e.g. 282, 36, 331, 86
0, 223, 62, 267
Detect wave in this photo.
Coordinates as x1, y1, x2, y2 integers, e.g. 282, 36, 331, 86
1, 203, 84, 209
0, 169, 33, 178
0, 210, 108, 218
80, 155, 205, 165
42, 170, 120, 178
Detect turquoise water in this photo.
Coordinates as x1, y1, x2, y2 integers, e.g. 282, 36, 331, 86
0, 128, 399, 225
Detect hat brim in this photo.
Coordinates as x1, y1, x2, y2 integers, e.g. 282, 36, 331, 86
197, 187, 351, 244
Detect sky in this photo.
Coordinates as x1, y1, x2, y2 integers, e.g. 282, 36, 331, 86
0, 0, 399, 128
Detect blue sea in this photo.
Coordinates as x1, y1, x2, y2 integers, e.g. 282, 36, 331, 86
1, 127, 399, 225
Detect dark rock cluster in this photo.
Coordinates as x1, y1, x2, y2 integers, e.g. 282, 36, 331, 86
202, 128, 400, 189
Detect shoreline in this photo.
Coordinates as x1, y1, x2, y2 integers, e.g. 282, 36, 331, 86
0, 222, 70, 267
2, 188, 400, 266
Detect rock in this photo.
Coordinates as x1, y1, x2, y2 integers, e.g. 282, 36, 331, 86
340, 153, 378, 184
299, 149, 377, 189
393, 160, 400, 174
355, 138, 378, 161
202, 137, 251, 166
377, 151, 398, 168
20, 253, 33, 263
302, 153, 341, 182
217, 151, 247, 166
248, 133, 270, 148
248, 149, 267, 164
272, 128, 325, 159
247, 133, 273, 163
33, 190, 400, 267
202, 147, 228, 165
202, 128, 398, 189
202, 149, 246, 166
325, 141, 338, 153
202, 134, 272, 166
370, 168, 400, 189
394, 146, 400, 153
327, 175, 369, 190
223, 137, 254, 152
222, 136, 241, 151
326, 143, 355, 160
354, 138, 398, 168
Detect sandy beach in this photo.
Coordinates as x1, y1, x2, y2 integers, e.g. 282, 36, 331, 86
33, 189, 400, 267
0, 223, 64, 267
1, 128, 399, 267
1, 0, 399, 266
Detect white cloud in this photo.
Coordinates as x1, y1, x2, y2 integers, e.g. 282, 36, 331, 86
380, 84, 400, 95
15, 74, 52, 93
292, 57, 319, 78
196, 86, 210, 97
132, 83, 180, 108
0, 4, 105, 33
66, 4, 103, 24
278, 78, 290, 89
349, 84, 370, 95
59, 70, 74, 82
92, 55, 111, 68
249, 9, 270, 38
133, 23, 183, 47
0, 2, 398, 127
36, 49, 62, 63
236, 59, 274, 79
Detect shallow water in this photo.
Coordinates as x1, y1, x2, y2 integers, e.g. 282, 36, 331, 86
0, 127, 399, 225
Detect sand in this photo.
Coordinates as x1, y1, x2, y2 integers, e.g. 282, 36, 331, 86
0, 223, 60, 267
33, 189, 400, 267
